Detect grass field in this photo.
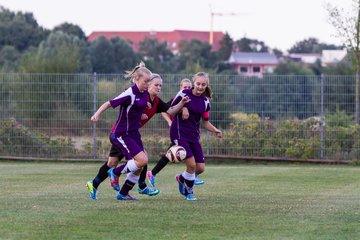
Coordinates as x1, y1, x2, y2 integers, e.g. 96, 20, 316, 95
0, 161, 360, 240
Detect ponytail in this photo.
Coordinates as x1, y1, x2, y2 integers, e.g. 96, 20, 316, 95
125, 61, 151, 83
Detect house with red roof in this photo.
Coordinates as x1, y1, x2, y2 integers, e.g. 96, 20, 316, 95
228, 52, 279, 78
88, 30, 224, 54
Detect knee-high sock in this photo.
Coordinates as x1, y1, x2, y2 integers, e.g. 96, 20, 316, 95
182, 171, 195, 195
138, 164, 148, 189
113, 159, 139, 176
151, 155, 169, 176
120, 172, 139, 195
92, 162, 110, 189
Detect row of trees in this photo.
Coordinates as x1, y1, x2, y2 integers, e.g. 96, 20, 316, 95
0, 5, 350, 75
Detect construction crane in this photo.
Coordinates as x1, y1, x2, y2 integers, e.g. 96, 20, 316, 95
209, 6, 247, 46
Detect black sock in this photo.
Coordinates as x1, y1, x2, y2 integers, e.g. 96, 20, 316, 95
179, 174, 185, 184
92, 162, 110, 189
138, 165, 147, 189
120, 179, 136, 195
151, 155, 169, 176
184, 178, 195, 195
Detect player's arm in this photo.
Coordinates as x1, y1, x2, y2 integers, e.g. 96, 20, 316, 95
166, 96, 190, 116
161, 112, 172, 126
91, 90, 131, 123
202, 111, 222, 138
91, 101, 111, 122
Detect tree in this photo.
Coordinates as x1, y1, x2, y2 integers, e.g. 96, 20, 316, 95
138, 38, 174, 72
111, 37, 138, 73
288, 37, 341, 53
0, 45, 20, 72
88, 36, 115, 73
217, 32, 233, 60
88, 36, 138, 73
0, 6, 49, 52
327, 0, 360, 124
20, 31, 85, 73
52, 22, 87, 41
234, 37, 269, 52
274, 62, 315, 75
18, 31, 92, 120
176, 39, 216, 72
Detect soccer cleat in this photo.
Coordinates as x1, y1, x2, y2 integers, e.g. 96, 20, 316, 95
116, 192, 138, 201
107, 168, 120, 191
194, 178, 205, 185
147, 171, 156, 187
87, 180, 97, 200
185, 193, 197, 201
137, 186, 160, 196
175, 174, 185, 196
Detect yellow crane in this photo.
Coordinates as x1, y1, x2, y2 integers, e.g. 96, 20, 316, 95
209, 6, 248, 46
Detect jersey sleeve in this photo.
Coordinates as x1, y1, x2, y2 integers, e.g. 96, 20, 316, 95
171, 90, 186, 106
156, 98, 170, 113
202, 111, 209, 121
109, 88, 132, 108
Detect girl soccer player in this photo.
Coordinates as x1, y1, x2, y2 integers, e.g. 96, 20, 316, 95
147, 78, 206, 188
87, 71, 189, 200
170, 72, 222, 201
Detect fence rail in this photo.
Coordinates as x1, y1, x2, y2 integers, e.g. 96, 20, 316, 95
0, 73, 359, 162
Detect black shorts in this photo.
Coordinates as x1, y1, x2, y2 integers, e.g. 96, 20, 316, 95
109, 144, 125, 158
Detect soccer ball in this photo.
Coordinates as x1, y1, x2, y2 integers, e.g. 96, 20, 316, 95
165, 145, 186, 163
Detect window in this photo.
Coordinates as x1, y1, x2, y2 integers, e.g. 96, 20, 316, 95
240, 66, 248, 73
253, 66, 261, 73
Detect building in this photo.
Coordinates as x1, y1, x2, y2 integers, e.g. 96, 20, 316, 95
286, 53, 321, 65
88, 30, 225, 54
228, 52, 279, 78
321, 49, 347, 66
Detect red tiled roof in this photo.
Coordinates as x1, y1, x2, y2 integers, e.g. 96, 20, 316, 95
87, 30, 224, 52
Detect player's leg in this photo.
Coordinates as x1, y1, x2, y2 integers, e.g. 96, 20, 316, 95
147, 144, 172, 187
117, 172, 139, 201
191, 141, 206, 186
111, 135, 148, 200
117, 151, 147, 199
195, 167, 205, 185
137, 164, 160, 196
147, 155, 169, 187
181, 157, 197, 201
87, 153, 119, 200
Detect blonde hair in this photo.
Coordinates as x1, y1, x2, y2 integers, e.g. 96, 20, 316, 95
192, 72, 212, 99
180, 78, 192, 88
150, 73, 162, 82
125, 61, 152, 83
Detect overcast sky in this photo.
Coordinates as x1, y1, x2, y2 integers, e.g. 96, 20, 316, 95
0, 0, 352, 52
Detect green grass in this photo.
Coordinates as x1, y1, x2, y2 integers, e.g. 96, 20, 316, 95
0, 161, 360, 240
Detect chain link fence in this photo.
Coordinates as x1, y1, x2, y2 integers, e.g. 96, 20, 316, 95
0, 73, 359, 162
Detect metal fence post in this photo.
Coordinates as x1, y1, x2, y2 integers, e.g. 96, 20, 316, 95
320, 74, 324, 159
93, 72, 97, 160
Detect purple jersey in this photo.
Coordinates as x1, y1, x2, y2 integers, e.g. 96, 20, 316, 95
110, 84, 148, 136
170, 88, 210, 142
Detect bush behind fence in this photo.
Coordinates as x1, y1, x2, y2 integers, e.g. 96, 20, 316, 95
0, 73, 359, 162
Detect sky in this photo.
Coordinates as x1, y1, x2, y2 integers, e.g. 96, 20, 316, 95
0, 0, 352, 52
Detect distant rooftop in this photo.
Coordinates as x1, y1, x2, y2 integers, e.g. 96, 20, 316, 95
228, 52, 278, 65
88, 30, 225, 52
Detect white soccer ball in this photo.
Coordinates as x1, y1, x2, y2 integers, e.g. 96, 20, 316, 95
165, 145, 186, 163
